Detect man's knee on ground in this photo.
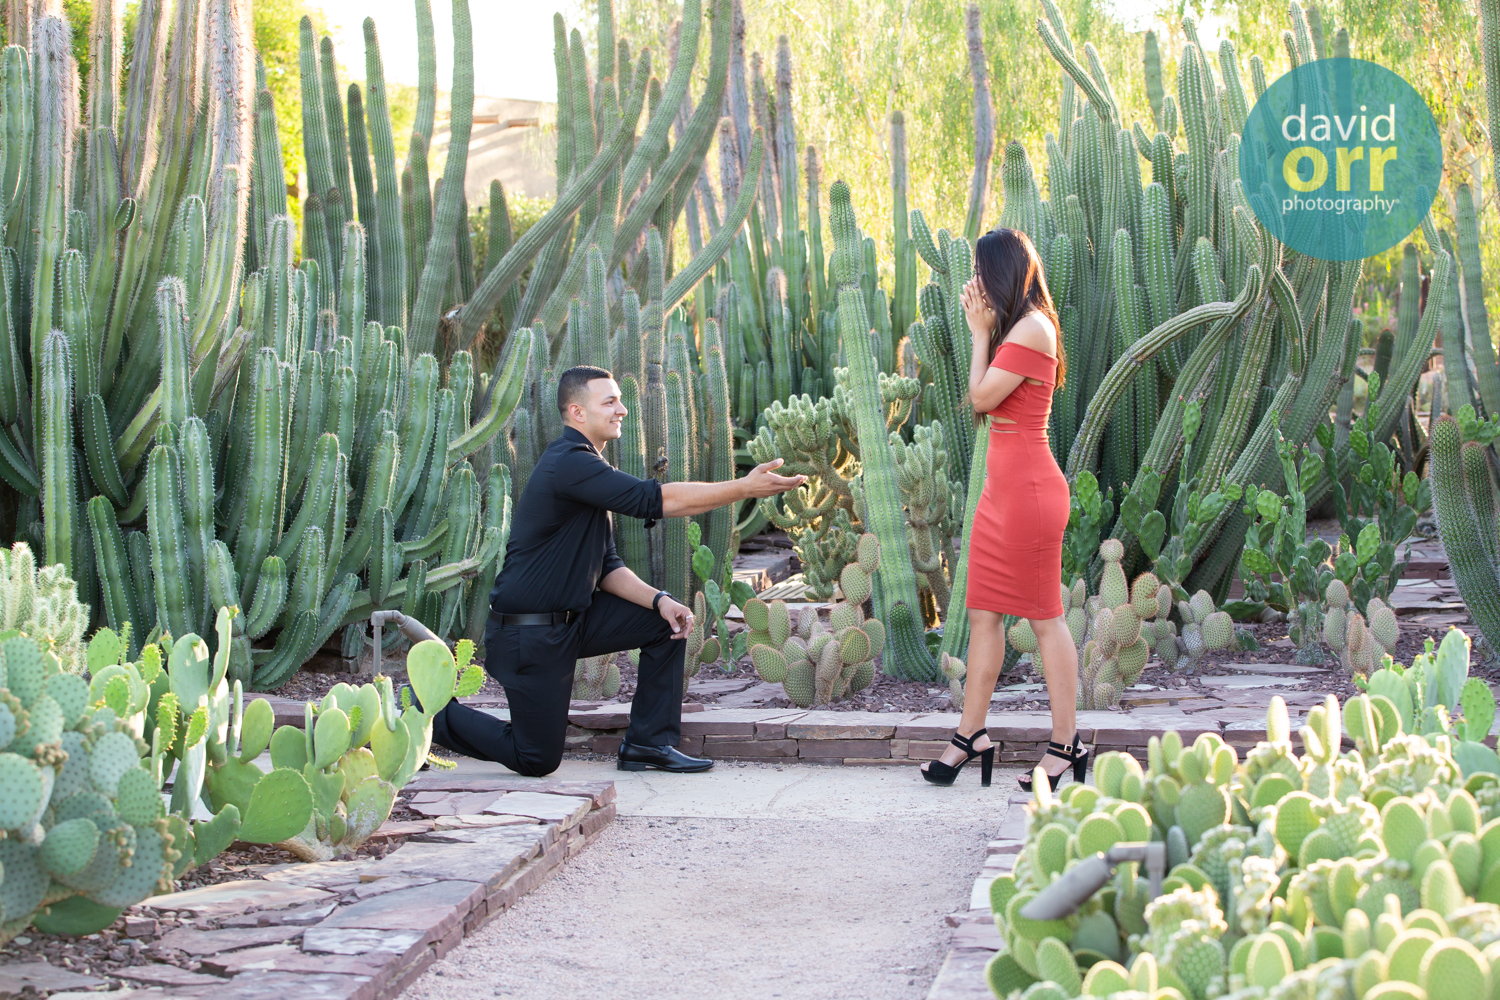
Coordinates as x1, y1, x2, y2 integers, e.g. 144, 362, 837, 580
513, 747, 565, 777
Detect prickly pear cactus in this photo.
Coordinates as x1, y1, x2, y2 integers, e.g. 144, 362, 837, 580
743, 534, 884, 708
0, 542, 88, 674
1324, 580, 1400, 675
0, 632, 180, 941
572, 654, 621, 701
1012, 543, 1175, 709
989, 633, 1500, 1000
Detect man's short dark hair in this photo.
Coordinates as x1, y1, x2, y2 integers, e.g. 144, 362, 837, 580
557, 365, 615, 416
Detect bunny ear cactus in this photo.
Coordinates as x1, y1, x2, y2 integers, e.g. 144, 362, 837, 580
989, 637, 1500, 1000
0, 634, 184, 942
572, 653, 621, 701
744, 548, 882, 709
1072, 542, 1173, 708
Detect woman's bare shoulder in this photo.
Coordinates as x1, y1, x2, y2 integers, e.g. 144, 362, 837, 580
1005, 311, 1057, 355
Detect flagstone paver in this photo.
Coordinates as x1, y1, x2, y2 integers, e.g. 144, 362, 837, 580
17, 778, 617, 998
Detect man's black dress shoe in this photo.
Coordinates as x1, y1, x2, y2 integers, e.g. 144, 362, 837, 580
617, 739, 714, 772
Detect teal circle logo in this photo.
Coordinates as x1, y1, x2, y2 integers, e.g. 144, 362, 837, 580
1239, 58, 1441, 261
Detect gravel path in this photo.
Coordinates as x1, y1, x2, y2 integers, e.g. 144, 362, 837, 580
402, 760, 1020, 1000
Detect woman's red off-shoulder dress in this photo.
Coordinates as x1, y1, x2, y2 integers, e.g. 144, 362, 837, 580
965, 340, 1069, 619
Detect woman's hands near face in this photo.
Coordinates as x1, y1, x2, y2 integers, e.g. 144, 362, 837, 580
961, 277, 997, 343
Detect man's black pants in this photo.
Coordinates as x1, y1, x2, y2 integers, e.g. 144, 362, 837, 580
430, 592, 686, 776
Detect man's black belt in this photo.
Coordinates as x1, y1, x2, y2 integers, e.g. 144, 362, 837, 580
489, 608, 577, 626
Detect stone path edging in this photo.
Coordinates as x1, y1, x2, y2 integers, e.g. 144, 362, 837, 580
13, 778, 616, 1000
925, 793, 1028, 1000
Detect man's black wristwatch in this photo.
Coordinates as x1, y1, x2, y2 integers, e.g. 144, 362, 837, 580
652, 591, 672, 612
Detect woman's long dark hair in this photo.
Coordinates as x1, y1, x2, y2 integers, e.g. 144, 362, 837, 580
974, 227, 1066, 389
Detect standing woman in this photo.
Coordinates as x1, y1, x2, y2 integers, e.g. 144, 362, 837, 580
920, 228, 1086, 791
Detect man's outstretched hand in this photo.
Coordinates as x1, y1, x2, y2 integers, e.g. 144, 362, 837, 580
743, 459, 807, 498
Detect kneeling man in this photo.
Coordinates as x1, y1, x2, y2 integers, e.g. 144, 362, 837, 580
430, 365, 805, 775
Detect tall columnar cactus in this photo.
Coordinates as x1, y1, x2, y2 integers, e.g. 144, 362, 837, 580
827, 182, 932, 680
1431, 415, 1500, 652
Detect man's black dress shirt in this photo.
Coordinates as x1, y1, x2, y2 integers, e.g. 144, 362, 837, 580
489, 427, 664, 614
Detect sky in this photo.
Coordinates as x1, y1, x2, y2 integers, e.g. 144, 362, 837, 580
319, 0, 1222, 104
323, 0, 567, 101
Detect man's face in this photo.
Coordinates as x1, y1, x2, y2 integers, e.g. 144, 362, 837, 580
568, 377, 627, 441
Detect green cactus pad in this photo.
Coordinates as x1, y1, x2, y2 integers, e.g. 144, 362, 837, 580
839, 627, 871, 665
92, 821, 173, 908
30, 894, 124, 937
1461, 678, 1497, 744
1201, 612, 1234, 649
1274, 792, 1320, 857
987, 949, 1039, 997
454, 664, 485, 699
1383, 798, 1428, 863
839, 563, 872, 605
269, 724, 309, 771
341, 774, 397, 851
1036, 823, 1070, 877
239, 697, 276, 762
1297, 827, 1342, 867
829, 603, 860, 632
1388, 928, 1442, 984
237, 767, 315, 844
849, 661, 875, 693
1417, 939, 1489, 999
1420, 859, 1464, 914
1247, 932, 1294, 989
114, 766, 163, 826
1078, 813, 1126, 856
0, 750, 45, 829
54, 731, 89, 798
193, 805, 242, 868
304, 763, 346, 820
1450, 833, 1482, 895
0, 698, 17, 751
751, 645, 790, 684
1252, 773, 1296, 809
336, 748, 380, 792
3, 637, 46, 708
1357, 875, 1420, 921
43, 673, 87, 726
23, 692, 62, 747
1035, 936, 1083, 995
1355, 952, 1392, 999
369, 715, 410, 784
0, 838, 48, 922
1009, 619, 1040, 654
1082, 960, 1130, 996
783, 661, 815, 708
768, 601, 792, 647
406, 639, 458, 717
312, 707, 351, 770
40, 817, 101, 877
85, 730, 139, 799
1177, 782, 1230, 844
743, 599, 769, 633
862, 618, 886, 657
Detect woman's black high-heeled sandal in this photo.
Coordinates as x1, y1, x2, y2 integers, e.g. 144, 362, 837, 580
921, 730, 994, 787
1016, 735, 1090, 792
